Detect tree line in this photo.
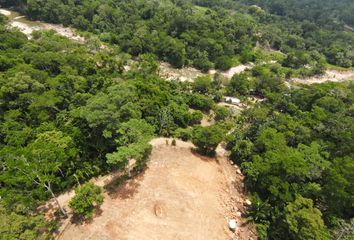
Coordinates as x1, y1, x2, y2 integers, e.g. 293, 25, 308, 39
227, 82, 354, 239
2, 0, 353, 70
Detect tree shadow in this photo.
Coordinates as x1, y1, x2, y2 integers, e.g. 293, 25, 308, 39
191, 147, 219, 163
70, 206, 103, 225
104, 167, 147, 200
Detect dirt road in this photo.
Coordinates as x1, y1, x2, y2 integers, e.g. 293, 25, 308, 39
1, 8, 84, 42
56, 138, 256, 240
290, 69, 354, 84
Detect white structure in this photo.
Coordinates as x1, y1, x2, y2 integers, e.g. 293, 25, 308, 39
228, 219, 237, 231
224, 96, 241, 105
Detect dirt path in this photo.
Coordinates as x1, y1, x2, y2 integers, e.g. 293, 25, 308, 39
54, 138, 255, 240
290, 69, 354, 84
159, 62, 254, 82
0, 9, 11, 16
219, 64, 254, 79
1, 8, 84, 42
9, 19, 85, 42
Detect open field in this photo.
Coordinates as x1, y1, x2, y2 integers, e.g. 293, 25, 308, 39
51, 138, 255, 240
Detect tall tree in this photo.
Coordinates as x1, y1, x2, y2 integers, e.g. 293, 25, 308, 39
3, 130, 77, 217
285, 196, 330, 240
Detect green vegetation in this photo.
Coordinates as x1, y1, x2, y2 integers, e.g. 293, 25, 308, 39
0, 0, 353, 239
69, 183, 104, 219
0, 18, 217, 237
191, 125, 225, 155
0, 203, 50, 240
2, 0, 353, 71
227, 82, 354, 239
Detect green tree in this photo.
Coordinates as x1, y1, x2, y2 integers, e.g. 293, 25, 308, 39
174, 128, 192, 141
323, 157, 354, 218
3, 130, 77, 217
189, 110, 203, 125
193, 51, 213, 71
69, 183, 104, 219
193, 76, 212, 95
0, 203, 48, 240
215, 56, 233, 71
228, 73, 251, 96
191, 125, 224, 155
285, 196, 330, 240
187, 93, 214, 112
80, 83, 139, 138
214, 106, 229, 121
106, 119, 154, 175
230, 139, 254, 163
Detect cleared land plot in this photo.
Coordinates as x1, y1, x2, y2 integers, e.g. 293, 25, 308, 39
57, 138, 256, 240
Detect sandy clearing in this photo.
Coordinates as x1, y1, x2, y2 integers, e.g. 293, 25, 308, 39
43, 23, 85, 42
2, 8, 85, 42
290, 69, 354, 84
9, 20, 85, 42
54, 138, 255, 240
217, 102, 245, 117
10, 21, 37, 36
159, 62, 255, 82
159, 62, 205, 82
220, 64, 253, 79
0, 8, 11, 16
200, 114, 214, 127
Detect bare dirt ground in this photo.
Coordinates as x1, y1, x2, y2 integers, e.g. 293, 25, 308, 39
9, 19, 85, 42
219, 64, 253, 79
53, 138, 256, 240
218, 102, 245, 111
158, 62, 253, 82
290, 69, 354, 84
159, 62, 205, 82
1, 8, 84, 42
200, 114, 214, 127
0, 8, 11, 16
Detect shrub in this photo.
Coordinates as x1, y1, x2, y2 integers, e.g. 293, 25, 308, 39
215, 56, 233, 71
69, 183, 104, 219
215, 106, 229, 121
174, 128, 192, 141
191, 125, 224, 155
189, 110, 203, 125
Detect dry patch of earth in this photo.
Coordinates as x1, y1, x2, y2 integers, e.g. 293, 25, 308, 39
0, 9, 11, 16
1, 8, 84, 42
218, 64, 254, 79
50, 138, 255, 240
159, 62, 254, 82
290, 69, 354, 85
159, 62, 206, 82
9, 20, 84, 42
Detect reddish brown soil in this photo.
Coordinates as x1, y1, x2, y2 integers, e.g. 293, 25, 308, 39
52, 138, 256, 240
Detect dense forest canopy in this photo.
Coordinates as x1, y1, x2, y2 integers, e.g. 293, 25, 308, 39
227, 82, 354, 239
0, 0, 353, 239
1, 0, 353, 69
239, 0, 354, 26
